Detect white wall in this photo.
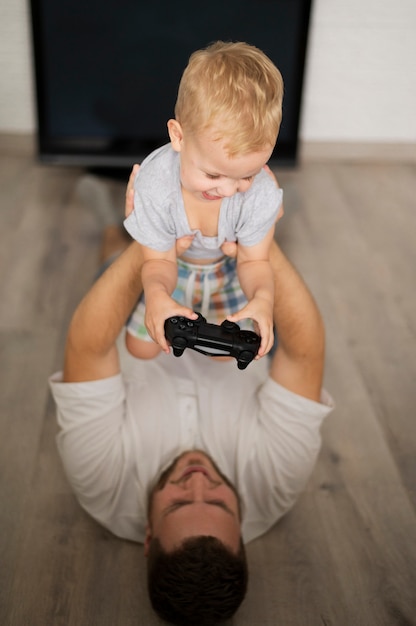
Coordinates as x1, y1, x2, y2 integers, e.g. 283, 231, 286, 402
301, 0, 416, 143
0, 0, 35, 133
1, 0, 415, 144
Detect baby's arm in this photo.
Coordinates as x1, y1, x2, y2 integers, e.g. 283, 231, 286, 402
227, 225, 276, 357
141, 245, 197, 352
125, 166, 197, 351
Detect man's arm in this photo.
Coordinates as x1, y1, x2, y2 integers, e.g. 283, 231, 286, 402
269, 241, 325, 402
63, 241, 145, 382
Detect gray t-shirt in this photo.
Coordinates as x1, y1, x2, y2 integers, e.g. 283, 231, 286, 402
124, 144, 283, 260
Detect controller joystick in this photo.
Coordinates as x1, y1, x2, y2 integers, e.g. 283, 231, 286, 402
164, 313, 261, 369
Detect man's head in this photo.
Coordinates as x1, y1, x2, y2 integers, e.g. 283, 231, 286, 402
147, 536, 248, 625
145, 450, 247, 624
173, 40, 284, 157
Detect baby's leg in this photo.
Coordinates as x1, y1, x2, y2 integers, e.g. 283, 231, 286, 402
125, 296, 162, 359
125, 332, 162, 359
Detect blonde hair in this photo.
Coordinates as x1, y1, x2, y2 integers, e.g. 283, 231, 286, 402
174, 41, 284, 156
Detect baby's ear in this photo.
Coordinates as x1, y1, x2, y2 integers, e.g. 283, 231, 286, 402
167, 119, 184, 152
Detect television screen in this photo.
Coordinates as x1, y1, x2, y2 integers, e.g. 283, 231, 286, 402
29, 0, 312, 169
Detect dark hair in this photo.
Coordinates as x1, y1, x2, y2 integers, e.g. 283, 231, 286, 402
147, 535, 248, 625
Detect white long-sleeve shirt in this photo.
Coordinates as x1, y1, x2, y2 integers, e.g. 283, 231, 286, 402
49, 341, 333, 544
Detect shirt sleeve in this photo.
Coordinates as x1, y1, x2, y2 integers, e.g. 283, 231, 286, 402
124, 189, 177, 251
49, 372, 143, 541
123, 145, 180, 251
233, 168, 283, 247
240, 378, 334, 543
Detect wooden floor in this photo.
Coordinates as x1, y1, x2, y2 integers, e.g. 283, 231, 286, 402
1, 140, 416, 625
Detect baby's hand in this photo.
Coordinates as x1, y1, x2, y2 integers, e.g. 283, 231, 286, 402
227, 297, 274, 358
144, 293, 197, 353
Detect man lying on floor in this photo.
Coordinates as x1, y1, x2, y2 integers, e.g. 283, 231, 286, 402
49, 171, 333, 626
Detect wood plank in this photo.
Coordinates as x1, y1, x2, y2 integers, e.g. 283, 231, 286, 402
276, 163, 416, 490
0, 329, 60, 625
1, 151, 416, 625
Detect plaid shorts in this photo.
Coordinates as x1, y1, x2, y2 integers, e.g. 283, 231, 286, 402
126, 256, 253, 341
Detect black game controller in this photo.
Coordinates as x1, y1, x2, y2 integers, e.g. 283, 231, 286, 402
164, 313, 261, 370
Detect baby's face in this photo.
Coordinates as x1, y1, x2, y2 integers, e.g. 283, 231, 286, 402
171, 124, 272, 203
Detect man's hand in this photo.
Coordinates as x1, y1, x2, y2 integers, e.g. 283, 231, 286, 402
264, 164, 284, 223
125, 164, 139, 217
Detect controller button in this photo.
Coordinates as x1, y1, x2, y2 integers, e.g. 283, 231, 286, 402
170, 317, 178, 324
179, 323, 187, 330
173, 337, 187, 348
221, 320, 237, 330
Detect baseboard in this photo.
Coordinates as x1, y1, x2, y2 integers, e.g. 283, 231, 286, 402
300, 141, 416, 163
1, 133, 415, 164
0, 133, 36, 156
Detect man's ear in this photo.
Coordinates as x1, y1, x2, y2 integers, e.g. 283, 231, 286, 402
144, 523, 152, 557
167, 119, 184, 152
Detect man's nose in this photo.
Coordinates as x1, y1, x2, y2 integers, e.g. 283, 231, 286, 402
183, 472, 209, 498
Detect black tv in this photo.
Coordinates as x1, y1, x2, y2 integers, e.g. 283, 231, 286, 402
29, 0, 312, 170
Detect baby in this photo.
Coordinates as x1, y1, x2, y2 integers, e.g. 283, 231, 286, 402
124, 41, 284, 359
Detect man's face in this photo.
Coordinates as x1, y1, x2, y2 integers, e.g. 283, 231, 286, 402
145, 451, 241, 555
168, 120, 273, 203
